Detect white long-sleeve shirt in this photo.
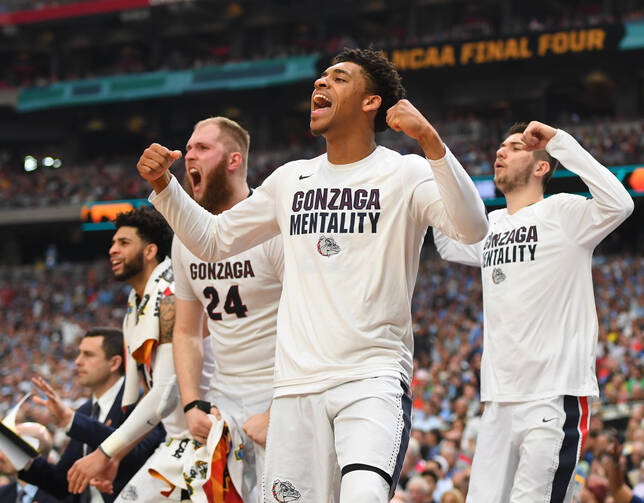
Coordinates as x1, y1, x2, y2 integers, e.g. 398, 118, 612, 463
151, 145, 488, 396
434, 129, 634, 402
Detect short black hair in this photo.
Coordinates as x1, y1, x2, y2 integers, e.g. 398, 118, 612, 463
115, 206, 173, 262
421, 469, 439, 484
84, 327, 124, 375
504, 122, 559, 189
332, 47, 406, 132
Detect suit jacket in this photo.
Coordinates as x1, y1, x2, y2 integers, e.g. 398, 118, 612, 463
18, 382, 165, 503
0, 480, 67, 503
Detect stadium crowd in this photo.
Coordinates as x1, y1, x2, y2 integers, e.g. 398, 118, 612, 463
1, 247, 642, 500
1, 118, 642, 209
1, 1, 642, 89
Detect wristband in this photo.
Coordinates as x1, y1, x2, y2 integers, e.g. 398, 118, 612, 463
183, 400, 211, 414
98, 445, 112, 459
100, 431, 127, 458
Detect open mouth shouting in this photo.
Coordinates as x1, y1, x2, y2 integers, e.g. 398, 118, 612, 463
188, 166, 203, 194
311, 93, 332, 116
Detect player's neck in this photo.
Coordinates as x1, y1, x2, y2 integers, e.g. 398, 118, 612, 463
504, 187, 544, 215
325, 130, 376, 165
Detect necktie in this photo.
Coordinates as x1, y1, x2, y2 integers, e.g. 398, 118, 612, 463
81, 401, 102, 502
91, 401, 101, 420
84, 401, 101, 456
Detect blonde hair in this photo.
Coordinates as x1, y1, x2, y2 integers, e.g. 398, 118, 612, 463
440, 489, 464, 503
193, 116, 250, 173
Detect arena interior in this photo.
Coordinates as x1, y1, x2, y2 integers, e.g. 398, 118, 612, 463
0, 0, 643, 501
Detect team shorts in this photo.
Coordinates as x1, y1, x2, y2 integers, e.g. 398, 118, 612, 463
115, 442, 185, 502
261, 376, 411, 503
207, 385, 273, 501
467, 395, 590, 503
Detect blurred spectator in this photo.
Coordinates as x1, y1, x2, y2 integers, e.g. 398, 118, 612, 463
400, 437, 423, 490
407, 475, 433, 503
1, 118, 643, 209
440, 489, 465, 503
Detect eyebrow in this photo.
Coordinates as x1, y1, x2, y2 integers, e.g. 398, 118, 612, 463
186, 140, 213, 150
321, 68, 352, 78
499, 141, 526, 149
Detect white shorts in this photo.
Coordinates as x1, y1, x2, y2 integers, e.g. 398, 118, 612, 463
261, 376, 411, 503
115, 443, 185, 502
208, 385, 273, 501
466, 395, 590, 503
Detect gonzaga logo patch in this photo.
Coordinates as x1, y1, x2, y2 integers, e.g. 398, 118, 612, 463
272, 479, 301, 502
317, 235, 340, 257
119, 485, 139, 500
492, 267, 506, 284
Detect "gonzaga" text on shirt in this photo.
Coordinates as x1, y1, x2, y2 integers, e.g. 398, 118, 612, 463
290, 188, 381, 235
189, 261, 255, 280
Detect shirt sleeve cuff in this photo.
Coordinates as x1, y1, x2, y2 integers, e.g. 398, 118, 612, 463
148, 174, 176, 203
545, 128, 569, 154
65, 411, 75, 433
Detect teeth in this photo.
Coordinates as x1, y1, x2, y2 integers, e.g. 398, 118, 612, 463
313, 94, 331, 106
189, 168, 198, 174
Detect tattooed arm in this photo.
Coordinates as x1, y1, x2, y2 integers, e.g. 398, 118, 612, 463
158, 293, 176, 345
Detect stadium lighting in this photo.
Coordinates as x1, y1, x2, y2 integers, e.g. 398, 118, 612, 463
53, 159, 62, 169
24, 156, 37, 172
43, 156, 54, 167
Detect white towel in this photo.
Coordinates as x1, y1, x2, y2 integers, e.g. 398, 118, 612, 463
148, 412, 244, 502
122, 258, 174, 408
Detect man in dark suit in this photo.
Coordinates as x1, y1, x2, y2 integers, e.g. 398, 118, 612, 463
0, 328, 165, 503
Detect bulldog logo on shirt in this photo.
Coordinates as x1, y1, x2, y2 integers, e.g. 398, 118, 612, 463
119, 484, 139, 500
272, 479, 301, 502
492, 267, 506, 284
317, 235, 341, 257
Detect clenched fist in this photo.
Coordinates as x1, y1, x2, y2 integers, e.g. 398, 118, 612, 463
386, 100, 445, 159
137, 143, 182, 193
521, 121, 557, 151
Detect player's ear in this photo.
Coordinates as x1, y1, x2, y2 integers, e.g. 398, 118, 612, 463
533, 159, 550, 178
144, 242, 158, 262
228, 152, 243, 172
362, 94, 381, 113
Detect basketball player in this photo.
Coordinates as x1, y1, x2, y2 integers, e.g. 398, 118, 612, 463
172, 116, 283, 500
67, 207, 215, 502
433, 121, 634, 502
137, 48, 488, 502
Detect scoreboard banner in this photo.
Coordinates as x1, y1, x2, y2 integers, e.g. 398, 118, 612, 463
81, 198, 151, 231
382, 25, 630, 72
